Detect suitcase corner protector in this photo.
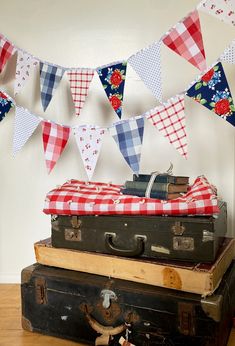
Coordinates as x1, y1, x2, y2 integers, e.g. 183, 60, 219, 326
22, 316, 33, 332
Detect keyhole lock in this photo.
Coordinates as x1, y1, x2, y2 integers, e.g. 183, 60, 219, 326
100, 289, 117, 309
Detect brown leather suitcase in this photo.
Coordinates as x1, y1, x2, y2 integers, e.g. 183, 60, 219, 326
21, 260, 235, 346
51, 201, 227, 262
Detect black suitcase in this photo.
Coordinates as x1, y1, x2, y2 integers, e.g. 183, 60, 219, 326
51, 201, 227, 262
21, 261, 235, 346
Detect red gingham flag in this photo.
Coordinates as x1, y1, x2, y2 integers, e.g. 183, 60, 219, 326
42, 121, 70, 174
146, 94, 187, 158
43, 176, 219, 216
67, 68, 94, 116
0, 37, 15, 73
163, 10, 206, 71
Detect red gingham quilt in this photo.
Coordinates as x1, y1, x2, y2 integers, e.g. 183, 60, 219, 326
43, 176, 219, 216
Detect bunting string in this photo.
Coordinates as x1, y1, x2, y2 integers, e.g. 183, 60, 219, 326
0, 0, 235, 179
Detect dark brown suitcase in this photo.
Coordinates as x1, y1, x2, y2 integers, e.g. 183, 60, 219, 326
51, 201, 227, 262
21, 261, 235, 346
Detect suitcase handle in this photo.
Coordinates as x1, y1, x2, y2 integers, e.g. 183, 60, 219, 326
105, 233, 145, 257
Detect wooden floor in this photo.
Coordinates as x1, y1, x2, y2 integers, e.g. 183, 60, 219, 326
0, 284, 235, 346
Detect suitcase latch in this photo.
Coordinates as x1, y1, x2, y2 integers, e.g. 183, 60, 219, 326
65, 228, 82, 242
35, 277, 47, 305
172, 221, 185, 235
178, 302, 195, 336
173, 237, 194, 251
100, 289, 117, 309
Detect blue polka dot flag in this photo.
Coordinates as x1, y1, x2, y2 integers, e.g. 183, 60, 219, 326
186, 62, 235, 127
109, 116, 145, 174
0, 91, 13, 122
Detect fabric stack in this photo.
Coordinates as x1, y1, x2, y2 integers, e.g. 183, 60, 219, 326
21, 175, 235, 346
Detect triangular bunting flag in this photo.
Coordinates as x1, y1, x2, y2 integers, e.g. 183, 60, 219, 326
13, 106, 41, 155
220, 40, 235, 64
199, 0, 235, 27
74, 126, 106, 180
40, 62, 65, 111
109, 117, 145, 174
0, 91, 14, 122
14, 51, 38, 95
67, 68, 94, 116
163, 10, 206, 71
128, 41, 162, 101
97, 61, 127, 118
41, 121, 70, 174
186, 62, 235, 126
0, 37, 15, 73
146, 95, 187, 158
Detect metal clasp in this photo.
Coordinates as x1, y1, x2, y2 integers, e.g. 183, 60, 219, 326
100, 289, 117, 309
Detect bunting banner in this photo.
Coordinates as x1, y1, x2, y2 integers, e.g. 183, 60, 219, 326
14, 51, 38, 95
13, 106, 41, 155
220, 40, 235, 64
0, 36, 15, 73
74, 126, 106, 180
128, 41, 162, 101
163, 10, 206, 71
0, 91, 14, 122
40, 62, 65, 111
42, 121, 70, 173
97, 61, 127, 118
109, 116, 145, 174
199, 0, 235, 27
146, 94, 187, 158
186, 62, 235, 126
67, 68, 94, 116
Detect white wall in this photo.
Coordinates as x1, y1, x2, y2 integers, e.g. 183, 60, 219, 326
0, 0, 234, 283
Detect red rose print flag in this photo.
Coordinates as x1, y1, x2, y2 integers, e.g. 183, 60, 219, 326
42, 121, 70, 174
186, 62, 235, 127
73, 126, 106, 180
146, 94, 187, 158
0, 36, 15, 73
199, 0, 235, 27
163, 10, 206, 71
97, 61, 127, 118
67, 68, 94, 116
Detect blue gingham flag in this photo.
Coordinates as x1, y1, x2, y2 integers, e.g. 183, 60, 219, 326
40, 62, 65, 111
128, 41, 162, 101
109, 116, 145, 174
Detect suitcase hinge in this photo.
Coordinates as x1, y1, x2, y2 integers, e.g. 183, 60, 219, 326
35, 277, 47, 305
71, 216, 82, 229
172, 222, 185, 235
178, 302, 195, 336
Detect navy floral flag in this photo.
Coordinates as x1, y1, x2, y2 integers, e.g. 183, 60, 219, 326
0, 91, 13, 122
186, 62, 235, 127
97, 61, 127, 119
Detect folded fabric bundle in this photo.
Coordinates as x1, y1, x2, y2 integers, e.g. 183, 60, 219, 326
43, 176, 219, 216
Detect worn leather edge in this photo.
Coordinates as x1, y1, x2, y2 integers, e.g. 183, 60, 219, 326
21, 264, 37, 284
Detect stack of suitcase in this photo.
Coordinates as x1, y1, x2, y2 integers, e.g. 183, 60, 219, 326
21, 177, 235, 346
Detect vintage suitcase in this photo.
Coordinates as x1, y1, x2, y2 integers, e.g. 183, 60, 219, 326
35, 237, 235, 296
51, 201, 227, 262
21, 261, 235, 346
